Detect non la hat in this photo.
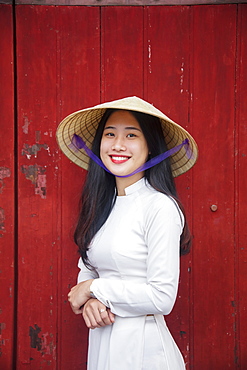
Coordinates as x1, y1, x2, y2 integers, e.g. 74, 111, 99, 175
56, 96, 198, 177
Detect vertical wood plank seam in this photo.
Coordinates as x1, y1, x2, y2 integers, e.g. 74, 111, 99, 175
189, 5, 194, 369
143, 5, 146, 100
56, 8, 62, 368
142, 5, 145, 100
233, 4, 240, 368
12, 2, 18, 368
100, 6, 104, 103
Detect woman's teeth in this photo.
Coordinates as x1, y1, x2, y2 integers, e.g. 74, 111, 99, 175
112, 156, 128, 161
110, 156, 129, 163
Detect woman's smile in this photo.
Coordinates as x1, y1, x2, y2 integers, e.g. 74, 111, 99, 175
110, 155, 130, 164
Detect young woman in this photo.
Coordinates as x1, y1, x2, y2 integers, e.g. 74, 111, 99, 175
56, 96, 198, 370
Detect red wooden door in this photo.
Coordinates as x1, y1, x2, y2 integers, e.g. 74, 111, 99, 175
0, 3, 246, 369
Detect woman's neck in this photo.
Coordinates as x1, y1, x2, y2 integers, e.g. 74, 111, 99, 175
115, 172, 144, 196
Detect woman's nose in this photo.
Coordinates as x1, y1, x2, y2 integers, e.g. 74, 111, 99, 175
112, 137, 126, 151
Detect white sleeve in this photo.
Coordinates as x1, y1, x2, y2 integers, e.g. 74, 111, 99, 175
77, 257, 99, 284
90, 199, 183, 317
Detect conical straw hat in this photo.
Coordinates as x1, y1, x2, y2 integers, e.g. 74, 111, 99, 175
56, 96, 198, 177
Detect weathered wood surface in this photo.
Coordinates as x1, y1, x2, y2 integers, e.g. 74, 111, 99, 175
0, 3, 246, 369
0, 4, 15, 369
192, 5, 237, 368
236, 5, 247, 368
2, 0, 246, 5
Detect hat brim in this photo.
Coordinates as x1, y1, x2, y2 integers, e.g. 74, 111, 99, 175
56, 96, 198, 177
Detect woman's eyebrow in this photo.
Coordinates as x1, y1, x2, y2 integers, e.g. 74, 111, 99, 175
104, 126, 141, 131
125, 127, 141, 131
104, 126, 116, 130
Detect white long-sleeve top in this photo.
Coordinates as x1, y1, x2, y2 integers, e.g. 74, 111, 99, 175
77, 177, 185, 370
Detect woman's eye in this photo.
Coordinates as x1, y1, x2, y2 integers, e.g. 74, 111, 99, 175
105, 132, 114, 137
127, 133, 136, 138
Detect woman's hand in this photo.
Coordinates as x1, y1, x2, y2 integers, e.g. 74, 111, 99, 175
68, 279, 94, 314
82, 298, 115, 329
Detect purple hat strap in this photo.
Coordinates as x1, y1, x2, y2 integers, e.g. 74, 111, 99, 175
70, 134, 192, 178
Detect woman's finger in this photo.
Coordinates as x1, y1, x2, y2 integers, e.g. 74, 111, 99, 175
107, 309, 115, 323
82, 300, 114, 329
83, 310, 99, 329
98, 308, 112, 326
82, 302, 103, 329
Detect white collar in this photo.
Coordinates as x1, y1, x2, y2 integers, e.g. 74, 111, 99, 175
122, 177, 146, 196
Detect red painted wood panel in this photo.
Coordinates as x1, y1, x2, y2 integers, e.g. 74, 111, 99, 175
192, 5, 237, 368
144, 6, 192, 367
16, 6, 60, 367
14, 0, 247, 5
237, 5, 247, 369
101, 6, 144, 101
57, 6, 100, 368
0, 5, 15, 370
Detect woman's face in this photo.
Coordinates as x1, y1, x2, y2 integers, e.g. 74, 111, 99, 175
100, 110, 149, 179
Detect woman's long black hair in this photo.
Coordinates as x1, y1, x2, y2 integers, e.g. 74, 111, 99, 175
74, 109, 192, 268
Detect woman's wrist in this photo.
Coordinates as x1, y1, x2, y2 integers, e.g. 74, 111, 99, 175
84, 279, 95, 299
89, 280, 96, 299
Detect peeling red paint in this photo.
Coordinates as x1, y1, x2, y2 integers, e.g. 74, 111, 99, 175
21, 143, 49, 159
0, 322, 6, 351
180, 330, 187, 338
22, 116, 31, 134
29, 325, 56, 359
0, 208, 6, 236
21, 165, 47, 199
35, 173, 46, 198
0, 207, 6, 229
29, 324, 42, 350
35, 130, 41, 143
41, 332, 56, 358
0, 167, 11, 194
